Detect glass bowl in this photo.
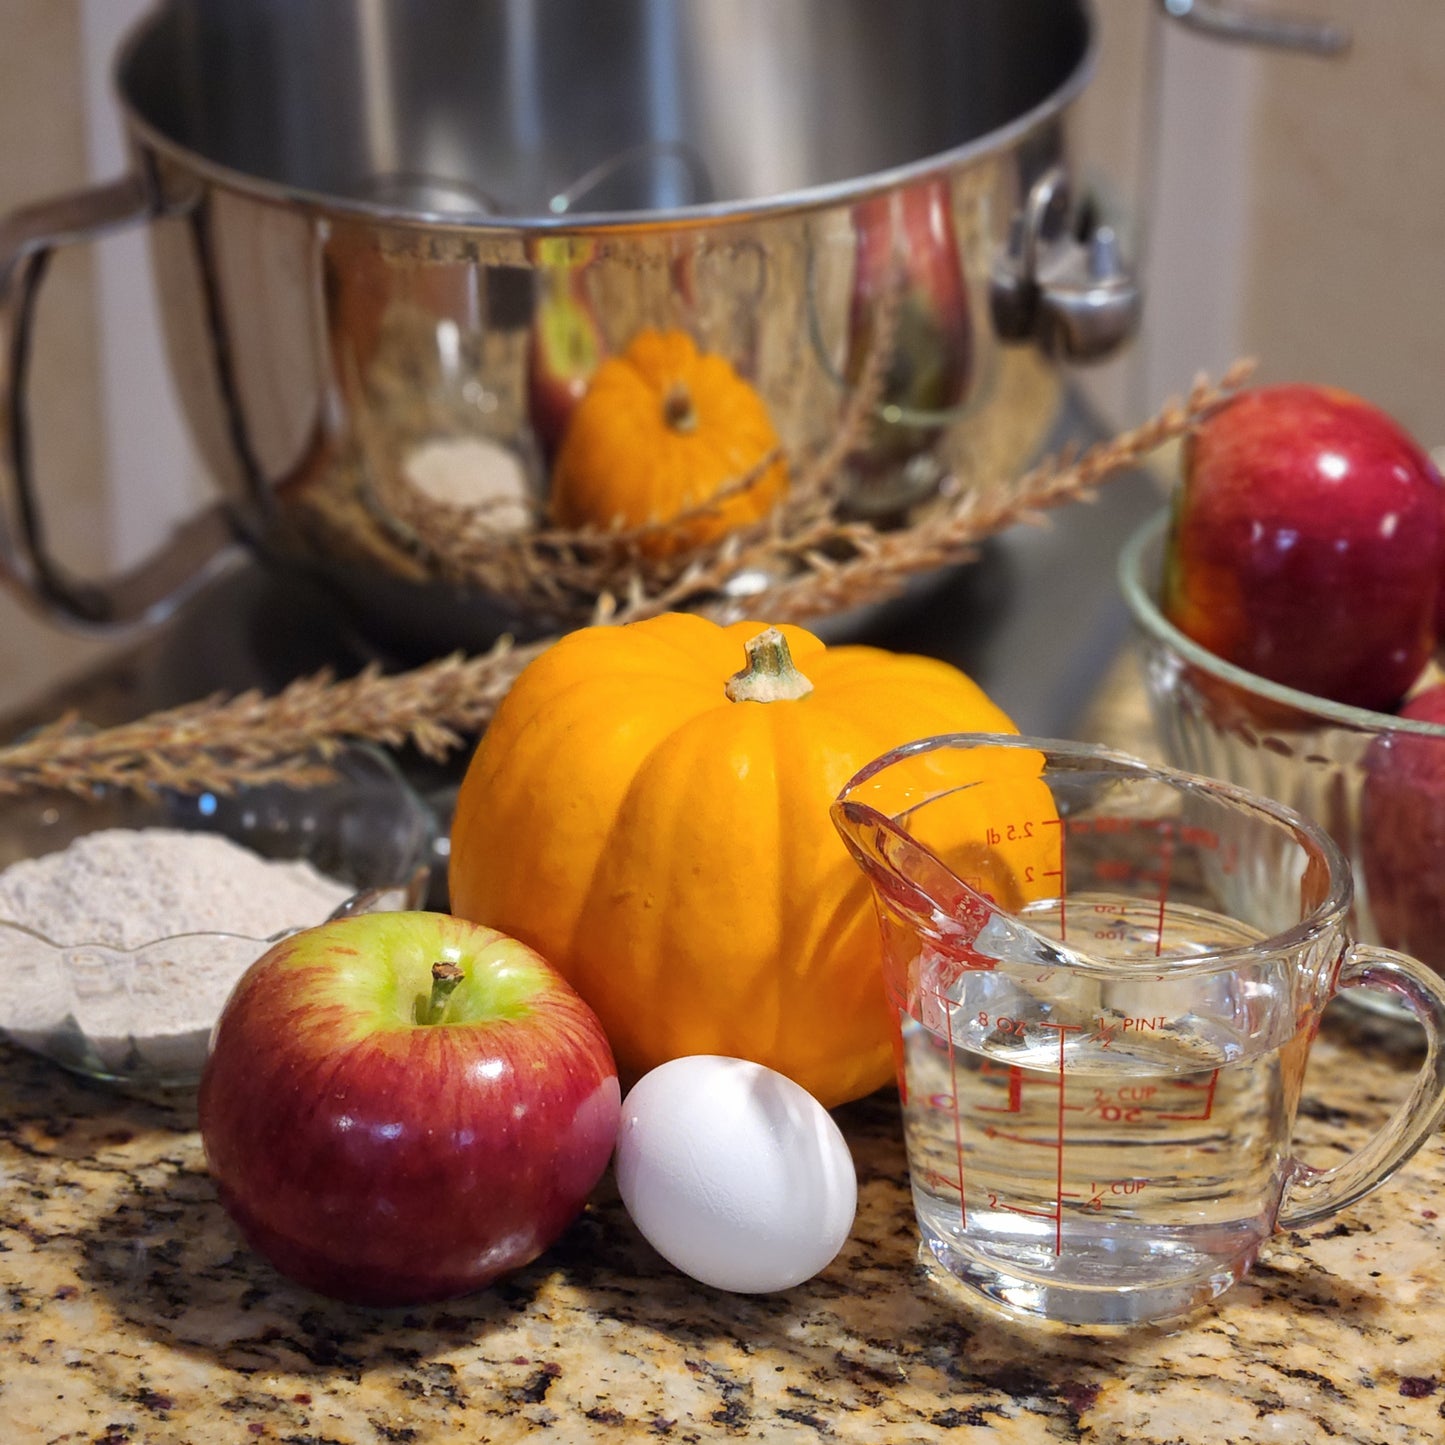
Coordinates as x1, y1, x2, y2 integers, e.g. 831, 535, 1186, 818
0, 745, 436, 1090
1119, 511, 1445, 1017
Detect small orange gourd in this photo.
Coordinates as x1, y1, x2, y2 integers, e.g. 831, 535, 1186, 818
547, 328, 787, 555
448, 612, 1049, 1107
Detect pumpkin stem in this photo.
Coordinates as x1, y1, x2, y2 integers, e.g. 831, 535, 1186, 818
725, 627, 815, 703
662, 382, 699, 435
421, 960, 464, 1025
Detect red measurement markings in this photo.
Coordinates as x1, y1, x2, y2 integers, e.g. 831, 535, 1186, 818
1091, 1094, 1143, 1124
1157, 1068, 1220, 1121
976, 1026, 1082, 1250
1095, 1014, 1169, 1049
1091, 858, 1135, 885
1041, 817, 1065, 940
983, 1194, 1068, 1230
1043, 1023, 1079, 1253
978, 814, 1053, 898
976, 1056, 1024, 1114
1093, 1014, 1167, 1049
1082, 1178, 1149, 1209
932, 985, 968, 1225
972, 1014, 1030, 1116
1090, 1082, 1161, 1122
1072, 816, 1189, 955
1152, 822, 1175, 958
982, 1124, 1048, 1148
983, 818, 1042, 845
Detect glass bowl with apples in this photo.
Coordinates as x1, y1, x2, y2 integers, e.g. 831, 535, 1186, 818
1119, 383, 1445, 1016
0, 745, 437, 1091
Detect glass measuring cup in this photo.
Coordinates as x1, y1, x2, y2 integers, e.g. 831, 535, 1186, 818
831, 734, 1445, 1328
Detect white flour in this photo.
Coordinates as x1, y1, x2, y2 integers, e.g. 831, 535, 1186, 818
0, 827, 354, 1078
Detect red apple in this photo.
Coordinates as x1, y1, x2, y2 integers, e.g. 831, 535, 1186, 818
527, 238, 604, 463
1163, 383, 1444, 712
844, 175, 973, 473
198, 911, 620, 1306
1360, 683, 1445, 974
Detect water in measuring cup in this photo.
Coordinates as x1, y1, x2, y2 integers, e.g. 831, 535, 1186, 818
900, 895, 1312, 1323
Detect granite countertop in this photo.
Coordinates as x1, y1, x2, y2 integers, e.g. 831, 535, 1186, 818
1, 987, 1442, 1444
4, 602, 1445, 1442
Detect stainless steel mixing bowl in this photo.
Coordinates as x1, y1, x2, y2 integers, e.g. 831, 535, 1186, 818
0, 0, 1142, 657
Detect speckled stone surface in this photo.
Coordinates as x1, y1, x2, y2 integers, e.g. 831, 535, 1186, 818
2, 1002, 1443, 1445
4, 632, 1444, 1443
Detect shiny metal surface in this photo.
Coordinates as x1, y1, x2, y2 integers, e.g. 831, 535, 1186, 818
0, 0, 1129, 652
1156, 0, 1350, 55
987, 166, 1141, 362
119, 0, 1091, 220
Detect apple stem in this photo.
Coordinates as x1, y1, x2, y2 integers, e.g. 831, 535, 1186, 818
424, 961, 465, 1025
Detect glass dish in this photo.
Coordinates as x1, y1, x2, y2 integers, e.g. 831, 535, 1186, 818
1119, 511, 1445, 1018
0, 745, 436, 1090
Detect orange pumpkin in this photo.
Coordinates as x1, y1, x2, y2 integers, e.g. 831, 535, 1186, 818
448, 612, 1048, 1107
547, 328, 788, 555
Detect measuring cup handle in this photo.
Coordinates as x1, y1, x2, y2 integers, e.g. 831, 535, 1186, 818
1277, 944, 1445, 1231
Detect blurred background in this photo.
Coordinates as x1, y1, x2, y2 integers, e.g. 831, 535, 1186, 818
0, 0, 1440, 717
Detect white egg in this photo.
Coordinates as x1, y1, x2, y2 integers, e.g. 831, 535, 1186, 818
614, 1055, 857, 1293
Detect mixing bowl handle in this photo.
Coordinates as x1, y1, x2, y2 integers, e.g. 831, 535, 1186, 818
0, 174, 238, 630
1155, 0, 1350, 55
1276, 944, 1445, 1230
988, 168, 1142, 364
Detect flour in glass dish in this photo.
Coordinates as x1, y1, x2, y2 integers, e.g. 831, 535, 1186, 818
0, 827, 354, 1075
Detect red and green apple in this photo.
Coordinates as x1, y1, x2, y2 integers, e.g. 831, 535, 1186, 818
198, 911, 620, 1306
1163, 383, 1444, 712
526, 238, 603, 463
844, 175, 973, 473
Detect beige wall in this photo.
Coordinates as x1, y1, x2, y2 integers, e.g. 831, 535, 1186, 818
1079, 0, 1445, 452
1244, 0, 1445, 443
0, 0, 110, 715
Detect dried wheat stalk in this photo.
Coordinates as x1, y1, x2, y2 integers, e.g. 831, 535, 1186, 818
605, 361, 1255, 627
0, 363, 1250, 800
0, 640, 544, 800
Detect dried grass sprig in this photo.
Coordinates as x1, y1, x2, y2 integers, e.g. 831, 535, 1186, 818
609, 361, 1256, 626
0, 639, 544, 800
0, 363, 1250, 801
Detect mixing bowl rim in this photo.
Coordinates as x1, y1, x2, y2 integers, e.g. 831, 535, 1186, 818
110, 0, 1100, 232
1119, 509, 1445, 740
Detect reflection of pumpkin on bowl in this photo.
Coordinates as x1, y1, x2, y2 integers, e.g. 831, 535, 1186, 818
547, 328, 790, 557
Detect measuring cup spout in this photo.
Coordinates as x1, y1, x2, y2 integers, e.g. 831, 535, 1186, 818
834, 790, 1060, 953
832, 732, 1068, 953
831, 795, 977, 933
